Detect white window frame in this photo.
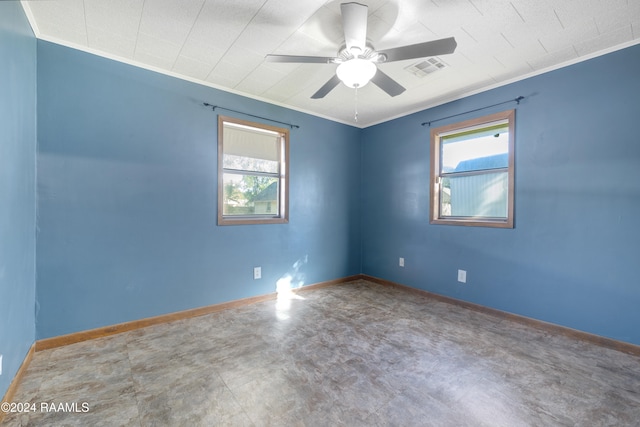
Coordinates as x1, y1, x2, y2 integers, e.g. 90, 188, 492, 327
218, 115, 289, 226
430, 109, 515, 228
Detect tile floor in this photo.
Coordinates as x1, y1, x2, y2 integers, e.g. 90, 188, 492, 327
3, 280, 640, 426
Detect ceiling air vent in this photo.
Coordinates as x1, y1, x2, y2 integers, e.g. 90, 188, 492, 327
405, 57, 447, 77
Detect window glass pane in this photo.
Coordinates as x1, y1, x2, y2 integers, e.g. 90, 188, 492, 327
222, 173, 279, 216
442, 123, 509, 173
441, 171, 508, 218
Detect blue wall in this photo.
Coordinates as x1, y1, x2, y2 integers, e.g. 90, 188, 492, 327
0, 3, 37, 398
361, 44, 640, 345
36, 41, 361, 339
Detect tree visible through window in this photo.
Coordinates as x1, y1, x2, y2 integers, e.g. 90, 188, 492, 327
430, 110, 515, 228
218, 116, 289, 225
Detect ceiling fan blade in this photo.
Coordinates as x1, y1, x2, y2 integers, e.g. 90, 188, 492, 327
265, 54, 335, 64
377, 37, 457, 63
371, 69, 405, 97
341, 2, 368, 52
311, 75, 342, 99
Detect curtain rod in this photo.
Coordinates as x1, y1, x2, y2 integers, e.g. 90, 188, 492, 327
421, 96, 524, 127
203, 103, 300, 129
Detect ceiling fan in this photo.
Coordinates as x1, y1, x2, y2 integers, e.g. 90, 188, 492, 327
265, 2, 457, 99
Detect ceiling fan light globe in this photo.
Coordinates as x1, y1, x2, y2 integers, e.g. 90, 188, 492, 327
336, 58, 377, 88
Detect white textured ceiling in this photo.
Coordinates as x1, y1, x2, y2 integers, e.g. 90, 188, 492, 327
21, 0, 640, 127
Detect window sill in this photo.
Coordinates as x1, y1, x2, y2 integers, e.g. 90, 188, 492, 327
430, 217, 513, 228
218, 216, 289, 226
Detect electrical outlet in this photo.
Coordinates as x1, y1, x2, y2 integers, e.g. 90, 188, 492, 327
0, 354, 3, 376
399, 257, 405, 267
458, 269, 467, 283
253, 267, 261, 280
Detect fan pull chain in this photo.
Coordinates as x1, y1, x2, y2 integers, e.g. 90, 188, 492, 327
354, 86, 359, 123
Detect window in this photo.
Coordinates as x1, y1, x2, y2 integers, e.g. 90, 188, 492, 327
430, 110, 515, 228
218, 116, 289, 225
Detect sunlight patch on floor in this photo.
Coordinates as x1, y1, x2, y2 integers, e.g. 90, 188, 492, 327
275, 264, 306, 321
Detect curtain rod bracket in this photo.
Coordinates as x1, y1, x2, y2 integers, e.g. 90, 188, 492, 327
203, 103, 299, 129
